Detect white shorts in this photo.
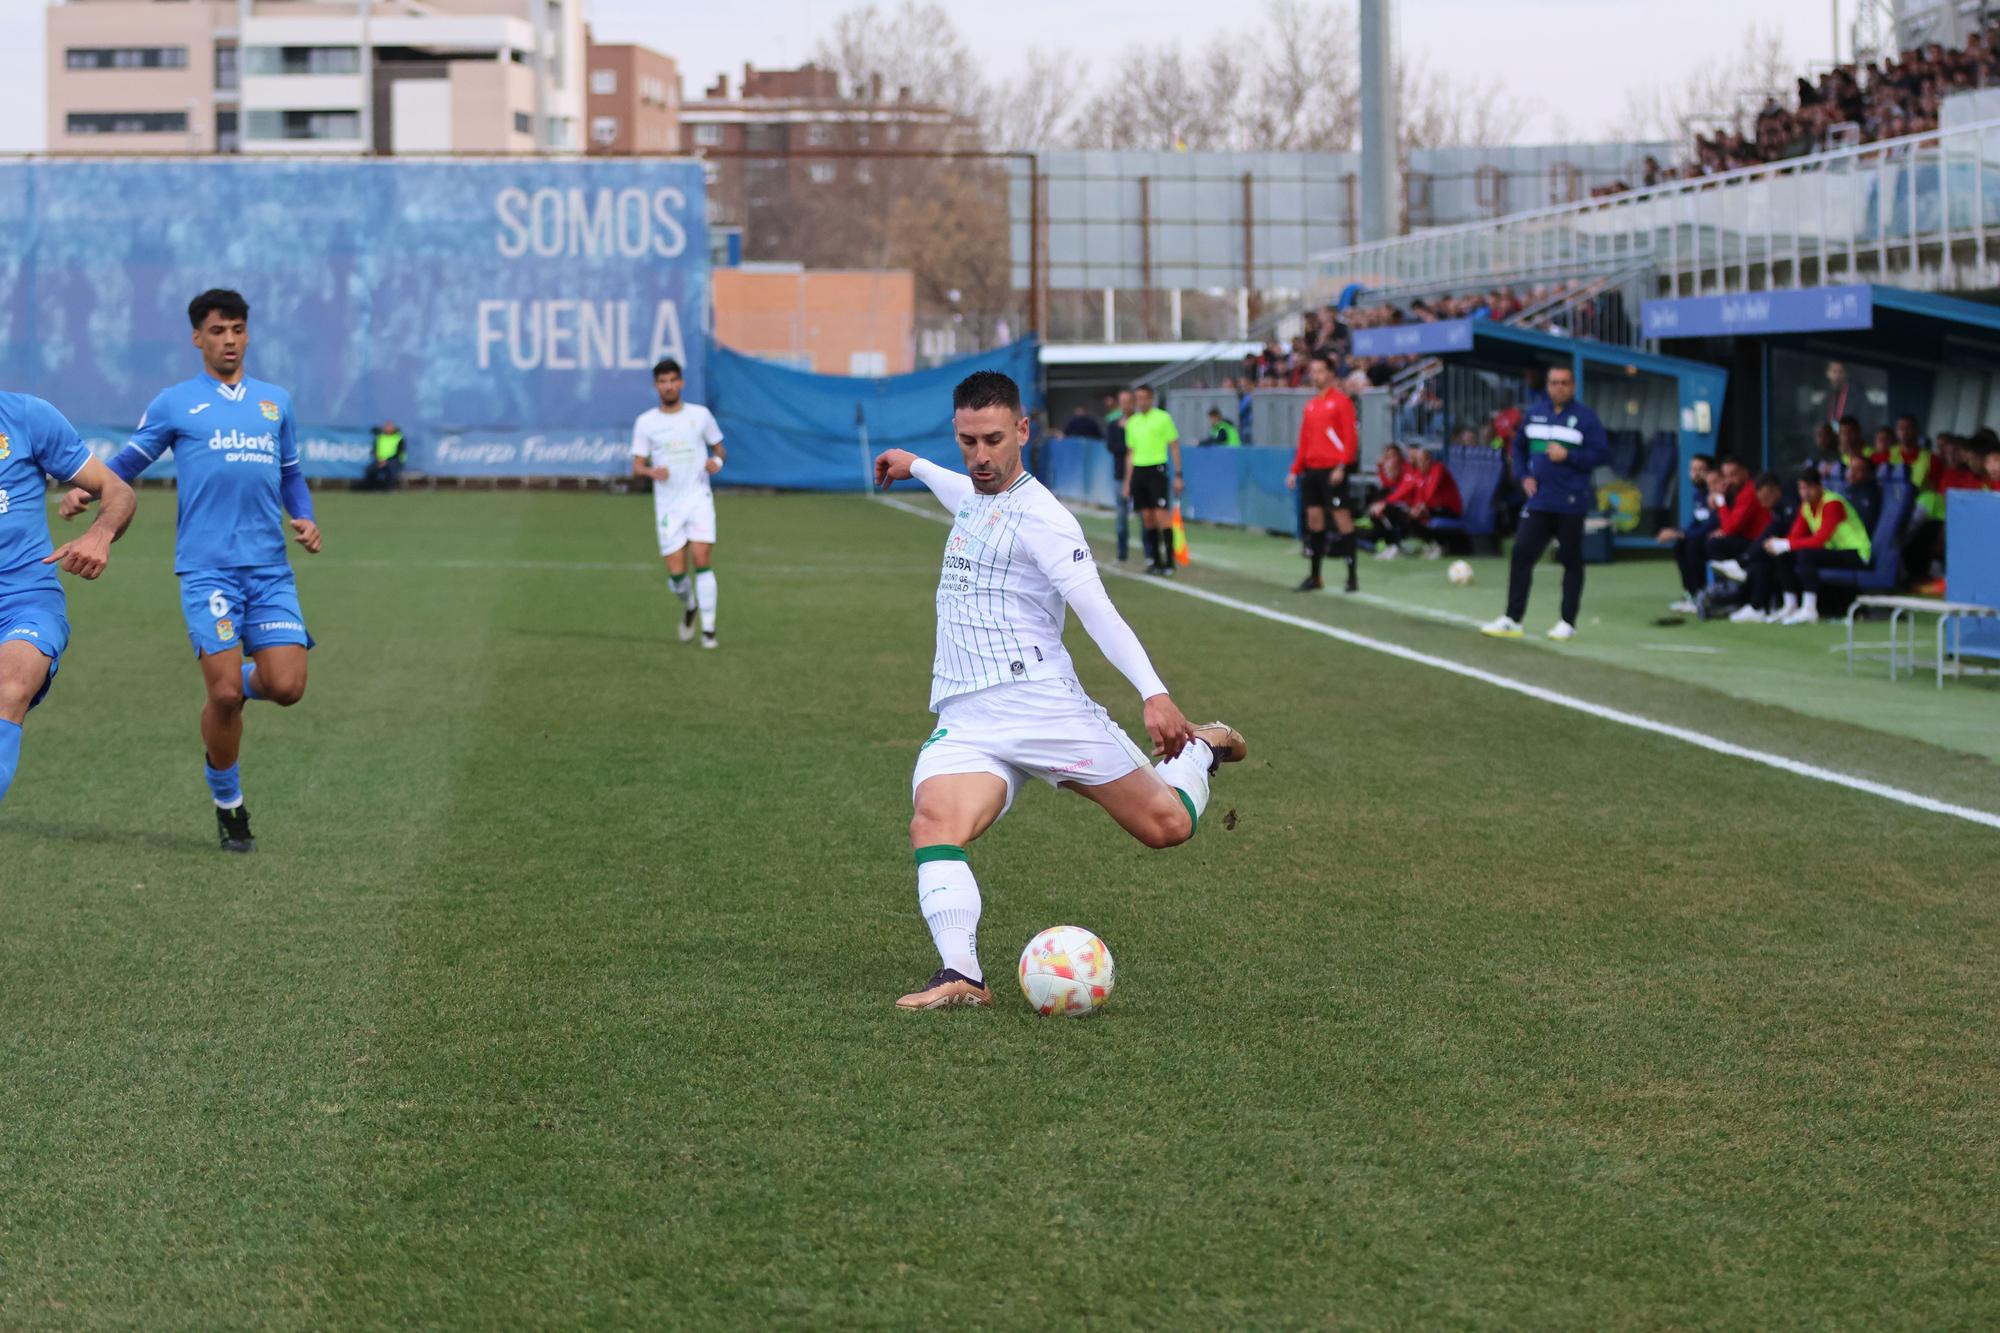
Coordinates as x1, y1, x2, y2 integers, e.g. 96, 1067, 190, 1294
912, 677, 1151, 813
654, 494, 717, 556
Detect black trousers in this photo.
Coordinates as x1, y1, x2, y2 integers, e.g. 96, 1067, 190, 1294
1792, 547, 1868, 593
1674, 531, 1708, 595
1506, 510, 1585, 624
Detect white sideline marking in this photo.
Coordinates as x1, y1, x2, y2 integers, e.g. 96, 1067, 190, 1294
1640, 644, 1724, 655
874, 491, 2000, 832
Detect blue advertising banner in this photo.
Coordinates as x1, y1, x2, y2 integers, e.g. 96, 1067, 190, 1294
1641, 284, 1872, 340
711, 339, 1043, 492
1351, 319, 1476, 358
0, 158, 709, 475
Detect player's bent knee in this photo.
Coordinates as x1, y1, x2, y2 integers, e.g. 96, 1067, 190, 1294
1154, 808, 1195, 849
264, 678, 306, 707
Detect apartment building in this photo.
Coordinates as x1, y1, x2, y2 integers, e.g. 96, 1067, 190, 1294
583, 33, 678, 155
45, 0, 586, 156
679, 63, 974, 262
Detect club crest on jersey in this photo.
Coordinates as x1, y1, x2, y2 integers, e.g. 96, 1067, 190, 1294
259, 400, 281, 422
0, 432, 10, 459
215, 618, 236, 643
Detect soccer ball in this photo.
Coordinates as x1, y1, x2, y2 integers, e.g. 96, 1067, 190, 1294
1447, 559, 1475, 586
1018, 925, 1116, 1017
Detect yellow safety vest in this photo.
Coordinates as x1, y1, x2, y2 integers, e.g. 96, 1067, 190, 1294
1803, 494, 1872, 563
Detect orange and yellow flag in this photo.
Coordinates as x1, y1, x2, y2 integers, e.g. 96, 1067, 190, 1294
1171, 504, 1191, 566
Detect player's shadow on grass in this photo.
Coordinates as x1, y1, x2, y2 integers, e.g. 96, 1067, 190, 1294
0, 820, 204, 852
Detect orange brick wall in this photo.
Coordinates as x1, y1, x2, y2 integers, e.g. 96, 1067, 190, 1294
713, 269, 915, 377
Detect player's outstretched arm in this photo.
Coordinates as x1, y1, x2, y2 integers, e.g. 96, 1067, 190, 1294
875, 449, 973, 510
1066, 579, 1193, 759
45, 458, 135, 581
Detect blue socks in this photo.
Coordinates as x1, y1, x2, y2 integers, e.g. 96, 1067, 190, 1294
240, 662, 261, 702
0, 718, 20, 806
204, 758, 243, 809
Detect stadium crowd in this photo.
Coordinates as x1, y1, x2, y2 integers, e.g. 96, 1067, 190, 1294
1594, 25, 2000, 196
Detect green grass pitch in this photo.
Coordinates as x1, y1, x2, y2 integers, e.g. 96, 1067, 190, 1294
2, 488, 1996, 1329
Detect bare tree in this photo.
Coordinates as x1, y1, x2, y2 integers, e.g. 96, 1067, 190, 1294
1399, 52, 1533, 150
1236, 0, 1360, 151
1616, 23, 1792, 145
983, 47, 1078, 151
813, 1, 985, 121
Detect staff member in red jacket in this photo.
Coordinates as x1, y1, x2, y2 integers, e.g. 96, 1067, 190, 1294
1369, 446, 1463, 557
1286, 350, 1360, 592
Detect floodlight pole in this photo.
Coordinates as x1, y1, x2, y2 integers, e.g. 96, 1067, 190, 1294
1358, 0, 1400, 242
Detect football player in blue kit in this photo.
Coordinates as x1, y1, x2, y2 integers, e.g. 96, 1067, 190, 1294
61, 289, 323, 852
0, 394, 137, 808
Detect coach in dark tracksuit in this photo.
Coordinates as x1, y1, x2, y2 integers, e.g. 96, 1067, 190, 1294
1485, 365, 1609, 640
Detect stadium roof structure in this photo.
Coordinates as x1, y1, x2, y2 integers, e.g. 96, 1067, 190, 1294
1350, 315, 1723, 384
1640, 283, 2000, 362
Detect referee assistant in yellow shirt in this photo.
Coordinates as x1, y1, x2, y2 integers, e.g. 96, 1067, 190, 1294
1121, 385, 1183, 575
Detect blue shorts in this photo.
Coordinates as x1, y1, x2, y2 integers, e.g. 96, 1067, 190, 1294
0, 583, 71, 710
179, 566, 315, 658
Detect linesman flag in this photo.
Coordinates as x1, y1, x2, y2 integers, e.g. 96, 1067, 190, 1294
1171, 503, 1191, 566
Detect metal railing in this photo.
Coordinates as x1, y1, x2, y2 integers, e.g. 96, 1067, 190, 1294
1308, 118, 2000, 303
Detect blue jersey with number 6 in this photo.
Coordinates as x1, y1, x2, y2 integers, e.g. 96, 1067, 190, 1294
117, 373, 307, 573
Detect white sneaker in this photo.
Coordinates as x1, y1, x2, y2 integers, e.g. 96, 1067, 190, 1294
1668, 597, 1699, 614
1779, 607, 1820, 626
678, 607, 697, 642
1421, 542, 1444, 560
1546, 621, 1577, 641
701, 631, 719, 649
1728, 604, 1769, 624
1374, 543, 1401, 560
1709, 559, 1749, 583
1480, 615, 1524, 638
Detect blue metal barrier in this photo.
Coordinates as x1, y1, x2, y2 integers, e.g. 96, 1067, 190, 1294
1042, 438, 1295, 532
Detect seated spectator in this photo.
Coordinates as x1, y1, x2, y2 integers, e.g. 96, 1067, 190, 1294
1370, 446, 1464, 558
1836, 415, 1871, 474
1204, 408, 1241, 446
1061, 403, 1104, 439
1659, 452, 1718, 610
1842, 455, 1883, 535
1364, 445, 1407, 548
1708, 468, 1785, 609
357, 421, 407, 491
1738, 470, 1871, 625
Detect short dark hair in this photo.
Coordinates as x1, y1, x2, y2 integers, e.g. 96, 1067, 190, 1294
1838, 414, 1861, 428
1755, 471, 1783, 490
653, 358, 682, 378
1798, 467, 1825, 487
1133, 383, 1156, 398
1207, 407, 1221, 416
1312, 348, 1338, 372
1693, 452, 1716, 468
188, 288, 248, 329
953, 370, 1022, 415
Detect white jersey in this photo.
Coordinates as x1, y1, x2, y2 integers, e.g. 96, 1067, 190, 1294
928, 469, 1100, 711
632, 403, 723, 508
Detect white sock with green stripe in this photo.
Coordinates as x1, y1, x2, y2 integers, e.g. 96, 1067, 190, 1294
1155, 740, 1213, 835
915, 845, 982, 983
668, 572, 694, 610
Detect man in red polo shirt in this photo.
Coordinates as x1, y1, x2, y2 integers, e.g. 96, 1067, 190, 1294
1286, 351, 1359, 592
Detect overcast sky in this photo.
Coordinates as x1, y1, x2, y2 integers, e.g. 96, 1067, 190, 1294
1, 0, 1845, 150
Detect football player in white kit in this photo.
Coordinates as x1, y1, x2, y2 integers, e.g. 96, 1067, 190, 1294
631, 358, 726, 648
874, 371, 1247, 1010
